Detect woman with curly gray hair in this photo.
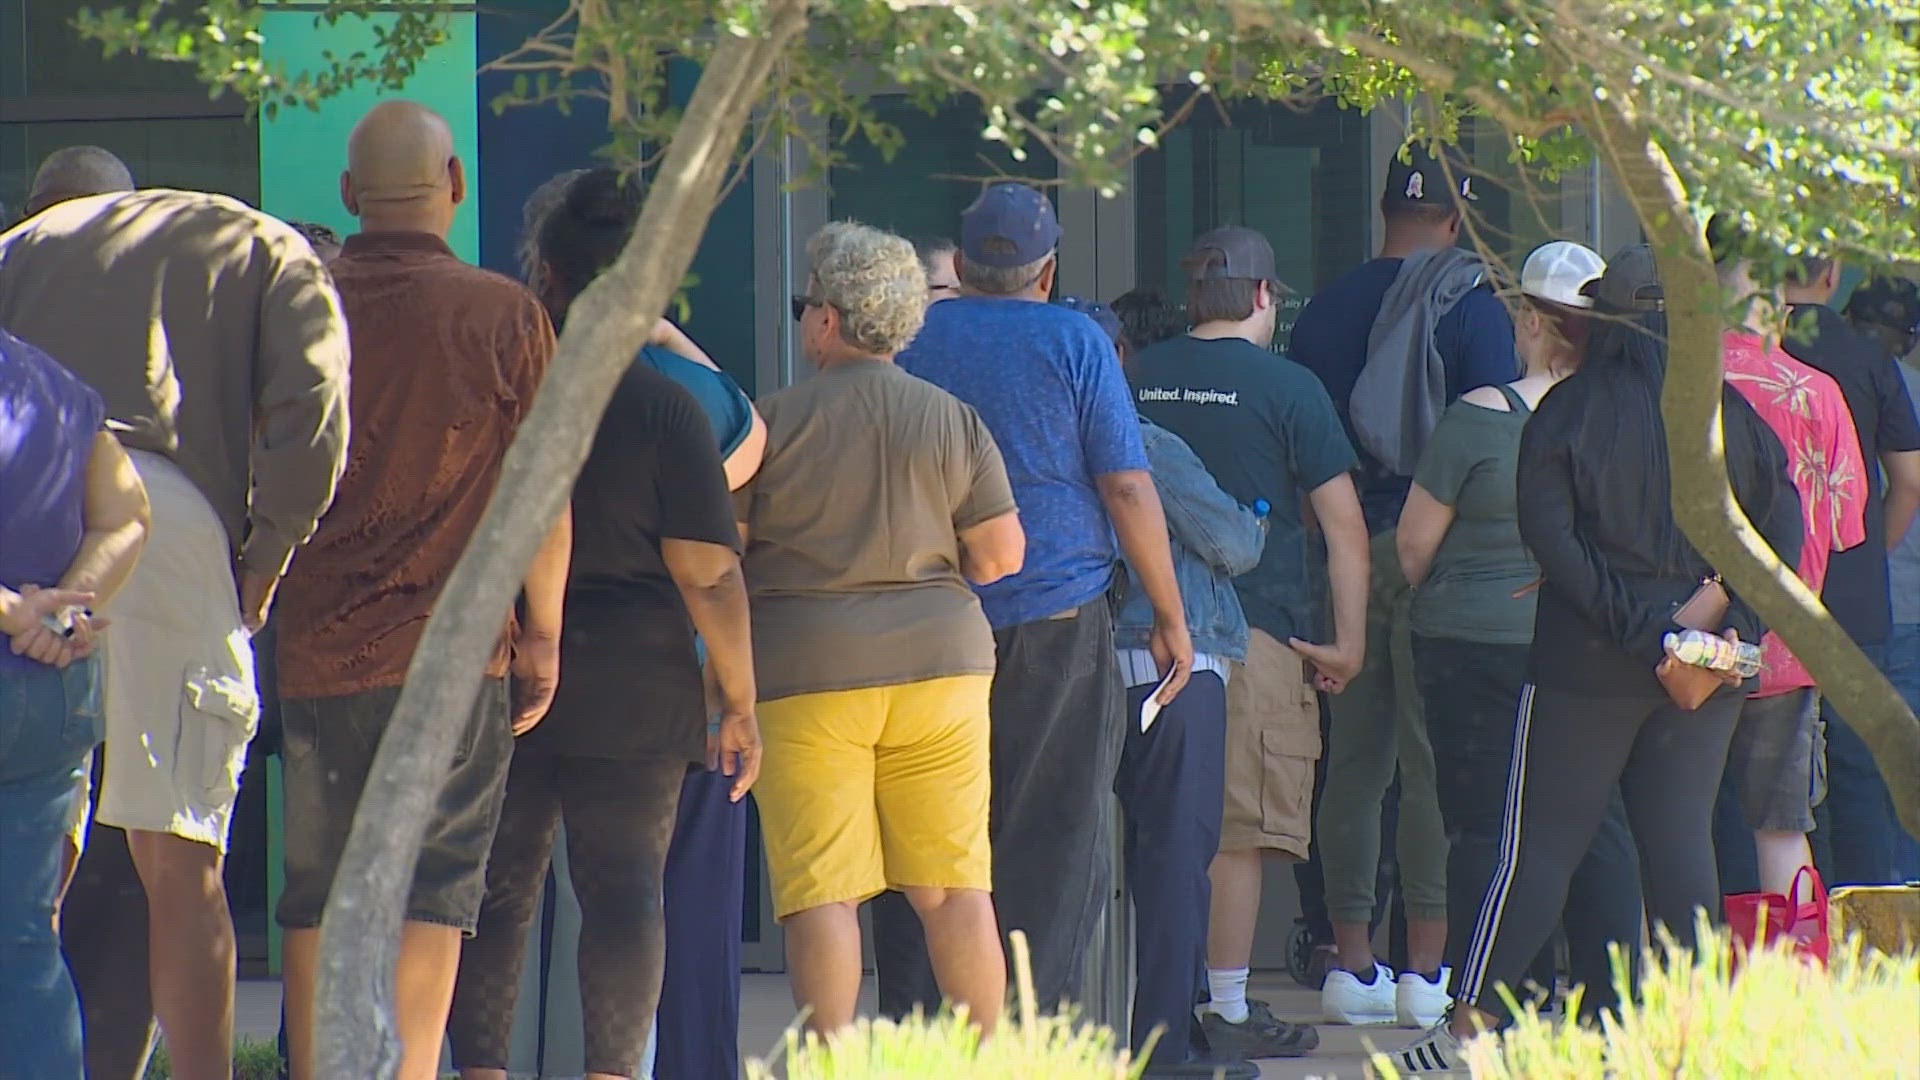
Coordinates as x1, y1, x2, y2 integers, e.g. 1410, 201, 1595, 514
737, 221, 1026, 1034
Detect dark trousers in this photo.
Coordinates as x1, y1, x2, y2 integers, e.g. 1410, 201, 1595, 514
449, 752, 686, 1077
1456, 683, 1739, 1020
1810, 643, 1908, 885
1413, 637, 1641, 1017
1114, 671, 1226, 1067
873, 602, 1126, 1016
655, 766, 747, 1080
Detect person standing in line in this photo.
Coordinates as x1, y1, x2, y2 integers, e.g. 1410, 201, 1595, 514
1394, 247, 1804, 1073
271, 101, 572, 1080
1710, 238, 1866, 900
873, 182, 1194, 1017
1778, 264, 1920, 887
0, 157, 351, 1080
1866, 283, 1920, 880
742, 222, 1024, 1033
1061, 293, 1299, 1079
1128, 228, 1367, 1046
1110, 288, 1188, 360
1289, 146, 1519, 1024
916, 235, 963, 303
1, 328, 150, 1080
1396, 242, 1642, 1020
516, 167, 767, 1080
449, 167, 761, 1080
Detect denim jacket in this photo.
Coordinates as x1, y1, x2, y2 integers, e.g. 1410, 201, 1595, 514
1114, 421, 1266, 660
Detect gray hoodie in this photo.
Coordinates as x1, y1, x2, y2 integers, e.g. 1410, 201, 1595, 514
1349, 246, 1488, 476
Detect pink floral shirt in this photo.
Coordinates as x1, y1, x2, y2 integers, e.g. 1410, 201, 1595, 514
1723, 331, 1867, 696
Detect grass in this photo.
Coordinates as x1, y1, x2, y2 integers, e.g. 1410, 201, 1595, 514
1368, 919, 1919, 1078
747, 931, 1150, 1079
142, 1037, 286, 1079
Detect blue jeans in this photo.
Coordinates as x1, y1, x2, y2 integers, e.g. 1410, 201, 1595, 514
1812, 640, 1915, 885
0, 658, 104, 1080
1884, 625, 1920, 879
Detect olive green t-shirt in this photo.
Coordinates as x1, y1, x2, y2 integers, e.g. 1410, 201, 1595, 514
1408, 391, 1539, 645
735, 359, 1016, 701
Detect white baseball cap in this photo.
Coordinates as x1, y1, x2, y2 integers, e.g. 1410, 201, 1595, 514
1520, 241, 1607, 309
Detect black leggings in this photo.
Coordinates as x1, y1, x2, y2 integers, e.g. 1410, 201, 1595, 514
1414, 637, 1643, 1017
448, 752, 686, 1077
1456, 682, 1741, 1018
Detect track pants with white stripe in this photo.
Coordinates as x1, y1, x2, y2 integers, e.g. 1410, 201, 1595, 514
1456, 683, 1743, 1018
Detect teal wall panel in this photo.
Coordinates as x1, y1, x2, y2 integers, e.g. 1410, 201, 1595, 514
259, 11, 480, 262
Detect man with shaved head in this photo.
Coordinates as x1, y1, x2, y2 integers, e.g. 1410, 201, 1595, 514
0, 156, 350, 1076
271, 99, 570, 1080
24, 145, 134, 216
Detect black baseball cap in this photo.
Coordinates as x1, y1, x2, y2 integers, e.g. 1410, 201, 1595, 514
1845, 277, 1920, 338
1183, 226, 1280, 283
1596, 244, 1664, 312
961, 182, 1062, 268
1382, 143, 1478, 210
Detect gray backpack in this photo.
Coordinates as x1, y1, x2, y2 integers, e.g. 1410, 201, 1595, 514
1349, 246, 1488, 476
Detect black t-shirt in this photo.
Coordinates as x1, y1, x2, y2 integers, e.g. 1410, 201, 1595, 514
519, 359, 741, 762
1782, 303, 1920, 644
1129, 335, 1356, 643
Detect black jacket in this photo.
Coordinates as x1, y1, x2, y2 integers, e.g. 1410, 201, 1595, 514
1518, 338, 1804, 696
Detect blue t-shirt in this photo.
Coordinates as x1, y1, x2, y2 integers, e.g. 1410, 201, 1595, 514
1131, 336, 1356, 642
0, 329, 105, 676
636, 345, 754, 458
899, 296, 1149, 628
1290, 256, 1518, 532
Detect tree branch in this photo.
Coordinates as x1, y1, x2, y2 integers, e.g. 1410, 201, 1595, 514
1582, 92, 1920, 843
309, 3, 813, 1075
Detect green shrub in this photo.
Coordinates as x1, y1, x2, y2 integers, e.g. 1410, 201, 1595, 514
142, 1038, 286, 1080
748, 932, 1149, 1080
1369, 920, 1920, 1079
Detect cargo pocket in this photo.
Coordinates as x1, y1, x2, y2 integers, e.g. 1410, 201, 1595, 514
1260, 682, 1322, 855
180, 666, 261, 801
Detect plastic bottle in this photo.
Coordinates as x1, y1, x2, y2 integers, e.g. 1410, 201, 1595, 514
1663, 629, 1763, 678
1252, 499, 1271, 534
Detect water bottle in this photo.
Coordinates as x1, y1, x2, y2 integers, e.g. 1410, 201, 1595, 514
1252, 498, 1271, 535
1663, 629, 1763, 678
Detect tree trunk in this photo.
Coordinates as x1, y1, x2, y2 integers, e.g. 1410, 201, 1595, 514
310, 4, 811, 1074
1586, 99, 1920, 843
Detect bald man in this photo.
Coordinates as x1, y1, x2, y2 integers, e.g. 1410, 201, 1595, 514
271, 99, 569, 1080
24, 145, 134, 217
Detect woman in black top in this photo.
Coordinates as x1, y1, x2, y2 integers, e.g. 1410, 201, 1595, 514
448, 173, 761, 1080
1396, 247, 1803, 1072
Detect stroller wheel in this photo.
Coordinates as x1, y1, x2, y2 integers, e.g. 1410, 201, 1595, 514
1286, 920, 1331, 988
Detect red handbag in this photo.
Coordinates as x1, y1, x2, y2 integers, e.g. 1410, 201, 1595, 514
1725, 865, 1829, 968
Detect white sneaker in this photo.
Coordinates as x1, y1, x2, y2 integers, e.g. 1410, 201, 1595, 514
1387, 1018, 1474, 1075
1321, 961, 1396, 1024
1395, 966, 1452, 1028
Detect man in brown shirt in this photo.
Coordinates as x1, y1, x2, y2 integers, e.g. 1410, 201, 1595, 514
271, 100, 571, 1080
0, 161, 350, 1078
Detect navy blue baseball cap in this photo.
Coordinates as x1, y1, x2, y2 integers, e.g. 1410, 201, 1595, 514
961, 182, 1062, 268
1054, 296, 1123, 347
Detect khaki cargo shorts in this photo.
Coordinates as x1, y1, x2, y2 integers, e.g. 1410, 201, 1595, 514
1221, 628, 1321, 858
95, 451, 259, 854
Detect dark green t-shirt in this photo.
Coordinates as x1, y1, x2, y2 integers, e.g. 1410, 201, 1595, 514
1408, 392, 1538, 644
1129, 335, 1356, 643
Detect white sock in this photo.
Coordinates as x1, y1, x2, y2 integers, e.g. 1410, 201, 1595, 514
1205, 967, 1251, 1023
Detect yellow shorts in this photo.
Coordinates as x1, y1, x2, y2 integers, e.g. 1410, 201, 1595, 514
755, 674, 992, 920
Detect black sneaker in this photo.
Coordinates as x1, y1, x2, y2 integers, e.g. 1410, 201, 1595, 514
1198, 1000, 1320, 1059
1141, 1054, 1261, 1079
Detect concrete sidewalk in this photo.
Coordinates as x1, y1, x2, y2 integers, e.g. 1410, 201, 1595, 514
236, 970, 1400, 1078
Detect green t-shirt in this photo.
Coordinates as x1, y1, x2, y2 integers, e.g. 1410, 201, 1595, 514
1408, 391, 1539, 644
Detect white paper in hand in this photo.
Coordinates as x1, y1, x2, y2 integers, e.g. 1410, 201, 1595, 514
1139, 668, 1180, 733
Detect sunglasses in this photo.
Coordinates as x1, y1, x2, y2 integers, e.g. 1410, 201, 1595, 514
791, 294, 822, 321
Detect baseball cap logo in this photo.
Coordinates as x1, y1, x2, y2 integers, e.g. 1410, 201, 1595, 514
1405, 171, 1425, 199
1460, 176, 1477, 201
